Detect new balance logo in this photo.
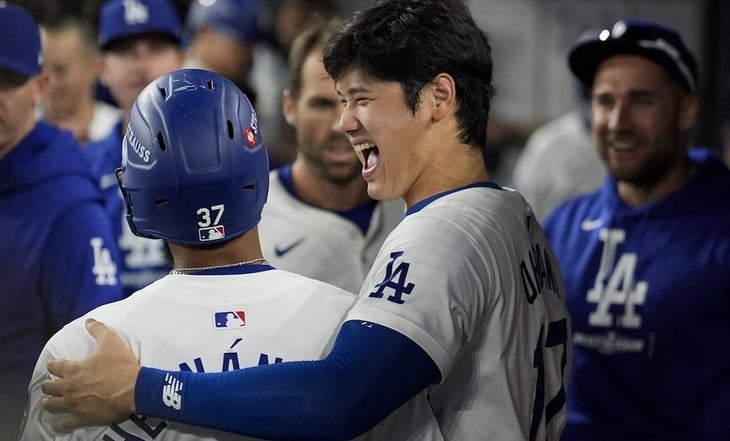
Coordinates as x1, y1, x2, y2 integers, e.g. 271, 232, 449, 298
162, 373, 183, 410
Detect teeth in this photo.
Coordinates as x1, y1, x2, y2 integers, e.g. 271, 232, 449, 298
612, 142, 635, 151
352, 142, 376, 152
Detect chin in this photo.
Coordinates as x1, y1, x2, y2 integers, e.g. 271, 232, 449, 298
367, 184, 400, 202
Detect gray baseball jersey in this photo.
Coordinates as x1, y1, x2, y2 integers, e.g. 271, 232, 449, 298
258, 169, 404, 293
346, 184, 572, 440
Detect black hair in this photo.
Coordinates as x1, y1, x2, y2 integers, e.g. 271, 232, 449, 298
323, 0, 495, 156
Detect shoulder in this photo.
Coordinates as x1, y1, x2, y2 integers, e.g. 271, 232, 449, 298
390, 187, 528, 260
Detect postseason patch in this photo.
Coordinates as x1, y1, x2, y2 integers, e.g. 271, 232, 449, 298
199, 225, 225, 241
214, 310, 247, 329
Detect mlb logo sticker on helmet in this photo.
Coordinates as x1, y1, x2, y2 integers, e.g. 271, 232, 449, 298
199, 225, 225, 241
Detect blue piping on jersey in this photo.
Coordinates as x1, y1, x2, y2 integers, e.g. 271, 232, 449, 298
406, 181, 502, 216
276, 164, 376, 235
169, 264, 276, 276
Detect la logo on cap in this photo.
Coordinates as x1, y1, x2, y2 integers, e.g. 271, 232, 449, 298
124, 0, 149, 25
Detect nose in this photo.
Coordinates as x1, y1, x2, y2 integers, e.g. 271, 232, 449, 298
606, 101, 632, 132
331, 105, 343, 132
338, 102, 358, 134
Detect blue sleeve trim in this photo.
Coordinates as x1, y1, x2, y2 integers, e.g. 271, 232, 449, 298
137, 320, 438, 440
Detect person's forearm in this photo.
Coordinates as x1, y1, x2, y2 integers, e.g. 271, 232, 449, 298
137, 360, 362, 440
136, 321, 438, 440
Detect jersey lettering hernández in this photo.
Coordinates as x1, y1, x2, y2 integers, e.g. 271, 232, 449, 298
344, 183, 571, 440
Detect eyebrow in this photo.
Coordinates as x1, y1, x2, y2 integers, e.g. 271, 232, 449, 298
337, 86, 371, 97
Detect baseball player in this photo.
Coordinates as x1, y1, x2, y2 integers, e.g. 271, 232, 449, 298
83, 0, 184, 297
41, 1, 571, 439
544, 20, 730, 440
0, 3, 123, 433
258, 18, 403, 293
21, 68, 439, 440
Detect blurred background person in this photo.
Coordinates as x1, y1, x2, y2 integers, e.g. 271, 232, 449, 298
0, 3, 122, 434
183, 0, 261, 103
511, 27, 606, 221
38, 13, 121, 145
544, 19, 730, 440
250, 0, 337, 169
84, 0, 185, 297
511, 82, 605, 221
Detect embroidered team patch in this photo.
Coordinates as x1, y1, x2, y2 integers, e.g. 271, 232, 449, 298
214, 311, 247, 329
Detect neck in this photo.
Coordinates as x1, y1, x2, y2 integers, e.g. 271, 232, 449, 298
168, 228, 265, 270
44, 98, 95, 142
405, 142, 489, 209
291, 159, 371, 211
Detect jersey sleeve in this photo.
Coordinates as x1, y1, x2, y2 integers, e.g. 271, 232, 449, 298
345, 212, 496, 380
39, 201, 124, 329
18, 319, 95, 441
18, 344, 55, 440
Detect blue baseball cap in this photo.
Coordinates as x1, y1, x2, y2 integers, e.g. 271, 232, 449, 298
0, 2, 42, 77
568, 19, 698, 92
98, 0, 183, 50
186, 0, 262, 43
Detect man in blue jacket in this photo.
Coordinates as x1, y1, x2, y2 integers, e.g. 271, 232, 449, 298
543, 19, 730, 440
0, 3, 123, 435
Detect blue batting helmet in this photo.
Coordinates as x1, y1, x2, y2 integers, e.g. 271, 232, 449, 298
118, 68, 269, 246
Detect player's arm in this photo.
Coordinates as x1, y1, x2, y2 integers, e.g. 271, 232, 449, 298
43, 319, 439, 440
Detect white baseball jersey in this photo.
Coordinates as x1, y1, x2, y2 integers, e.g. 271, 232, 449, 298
21, 268, 354, 440
258, 169, 404, 293
345, 184, 571, 440
20, 267, 442, 441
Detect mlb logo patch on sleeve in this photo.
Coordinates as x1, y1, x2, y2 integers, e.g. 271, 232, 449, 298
214, 311, 247, 329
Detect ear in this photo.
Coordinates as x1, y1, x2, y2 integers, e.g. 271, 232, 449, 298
282, 88, 297, 127
429, 73, 456, 122
678, 92, 699, 131
98, 56, 111, 87
92, 53, 103, 77
32, 72, 50, 103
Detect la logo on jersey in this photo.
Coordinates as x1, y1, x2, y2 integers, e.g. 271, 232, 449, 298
369, 251, 415, 304
90, 237, 117, 286
215, 310, 247, 329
